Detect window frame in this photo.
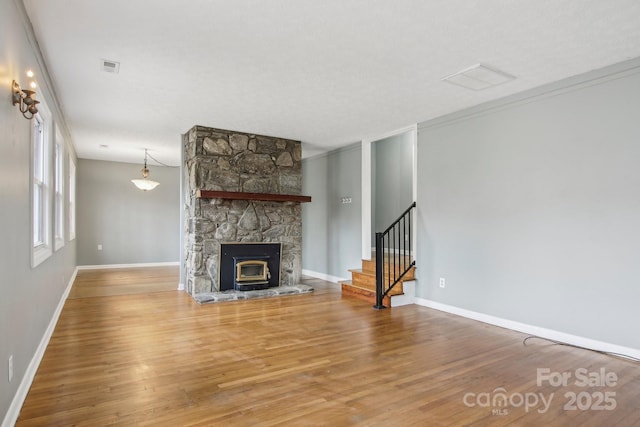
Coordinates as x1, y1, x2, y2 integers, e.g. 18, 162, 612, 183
31, 98, 53, 267
54, 126, 65, 251
68, 154, 76, 242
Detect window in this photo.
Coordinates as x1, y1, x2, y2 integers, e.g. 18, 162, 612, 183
68, 154, 76, 241
31, 99, 52, 267
54, 128, 65, 251
32, 115, 45, 246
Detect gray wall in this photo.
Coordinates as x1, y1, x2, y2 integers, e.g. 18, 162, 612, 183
417, 60, 640, 349
77, 159, 180, 265
1, 0, 77, 422
302, 144, 362, 279
373, 132, 413, 235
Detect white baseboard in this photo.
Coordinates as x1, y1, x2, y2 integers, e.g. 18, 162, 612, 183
390, 280, 415, 307
77, 261, 180, 270
414, 297, 640, 360
301, 269, 346, 284
2, 267, 78, 427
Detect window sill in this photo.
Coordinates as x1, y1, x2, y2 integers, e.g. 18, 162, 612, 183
32, 244, 52, 268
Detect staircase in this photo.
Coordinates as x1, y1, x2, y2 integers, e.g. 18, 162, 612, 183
340, 254, 415, 307
342, 201, 417, 308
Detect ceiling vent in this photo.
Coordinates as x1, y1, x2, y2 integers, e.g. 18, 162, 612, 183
442, 64, 515, 90
101, 59, 120, 73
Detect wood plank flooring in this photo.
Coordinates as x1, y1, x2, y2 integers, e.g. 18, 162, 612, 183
68, 266, 179, 298
17, 268, 640, 426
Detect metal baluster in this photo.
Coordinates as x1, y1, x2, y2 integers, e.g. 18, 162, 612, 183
373, 202, 416, 310
374, 232, 384, 309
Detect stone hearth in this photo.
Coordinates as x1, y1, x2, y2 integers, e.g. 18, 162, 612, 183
192, 285, 314, 304
183, 126, 305, 296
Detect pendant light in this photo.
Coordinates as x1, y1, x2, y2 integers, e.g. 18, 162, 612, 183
131, 149, 160, 191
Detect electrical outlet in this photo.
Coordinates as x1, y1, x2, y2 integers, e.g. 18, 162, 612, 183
439, 277, 446, 288
97, 244, 103, 251
8, 355, 13, 383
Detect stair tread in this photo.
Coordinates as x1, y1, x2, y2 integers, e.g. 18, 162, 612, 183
351, 267, 416, 275
341, 280, 404, 296
353, 268, 416, 282
341, 280, 374, 291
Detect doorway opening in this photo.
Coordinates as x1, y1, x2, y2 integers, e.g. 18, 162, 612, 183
361, 125, 417, 259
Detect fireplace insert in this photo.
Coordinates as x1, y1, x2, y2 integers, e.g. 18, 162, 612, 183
233, 257, 270, 290
219, 243, 281, 291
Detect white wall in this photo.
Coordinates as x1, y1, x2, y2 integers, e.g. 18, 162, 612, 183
417, 59, 640, 350
1, 0, 77, 423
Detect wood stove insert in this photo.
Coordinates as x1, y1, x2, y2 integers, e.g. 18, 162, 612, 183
219, 243, 281, 291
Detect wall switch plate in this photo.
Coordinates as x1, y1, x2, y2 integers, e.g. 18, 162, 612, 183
439, 278, 446, 288
97, 244, 103, 250
8, 355, 13, 383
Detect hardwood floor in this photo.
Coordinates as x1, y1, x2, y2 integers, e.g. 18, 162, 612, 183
17, 269, 640, 426
68, 266, 180, 298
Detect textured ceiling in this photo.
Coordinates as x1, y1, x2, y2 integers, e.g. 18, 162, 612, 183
23, 0, 640, 165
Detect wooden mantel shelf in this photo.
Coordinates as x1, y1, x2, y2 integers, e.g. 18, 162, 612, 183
196, 190, 311, 203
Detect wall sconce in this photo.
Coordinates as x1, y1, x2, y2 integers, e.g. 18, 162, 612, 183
131, 149, 160, 191
11, 71, 39, 119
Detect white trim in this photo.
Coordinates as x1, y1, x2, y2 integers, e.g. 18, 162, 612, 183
2, 267, 77, 427
67, 155, 76, 241
419, 58, 640, 133
32, 245, 52, 269
301, 269, 346, 284
31, 101, 53, 268
11, 0, 73, 141
361, 140, 372, 260
362, 124, 419, 149
362, 124, 418, 260
53, 126, 65, 252
414, 297, 640, 360
390, 280, 415, 307
302, 141, 361, 162
411, 127, 418, 261
77, 261, 180, 270
179, 143, 185, 294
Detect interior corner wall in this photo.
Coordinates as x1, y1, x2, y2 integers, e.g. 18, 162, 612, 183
302, 144, 362, 280
373, 132, 414, 233
77, 159, 180, 265
417, 60, 640, 350
1, 0, 77, 422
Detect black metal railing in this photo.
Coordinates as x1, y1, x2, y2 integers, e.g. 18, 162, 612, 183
374, 202, 416, 309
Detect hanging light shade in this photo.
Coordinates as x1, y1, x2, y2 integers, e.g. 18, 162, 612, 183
131, 149, 160, 191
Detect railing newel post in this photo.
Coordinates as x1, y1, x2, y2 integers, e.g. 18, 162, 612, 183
373, 232, 386, 309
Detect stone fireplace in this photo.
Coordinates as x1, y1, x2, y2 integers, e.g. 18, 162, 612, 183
183, 126, 308, 296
